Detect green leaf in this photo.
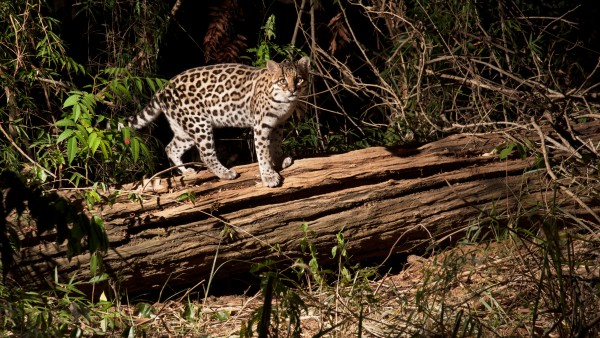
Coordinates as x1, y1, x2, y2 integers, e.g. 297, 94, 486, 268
309, 257, 319, 273
77, 116, 92, 129
214, 310, 230, 321
82, 92, 96, 108
69, 172, 84, 189
134, 78, 143, 92
67, 137, 78, 165
156, 78, 168, 89
99, 140, 110, 159
147, 78, 156, 92
264, 14, 276, 40
72, 103, 81, 121
115, 82, 130, 98
139, 142, 150, 158
182, 303, 195, 321
341, 266, 351, 281
176, 191, 196, 203
100, 291, 108, 302
79, 100, 90, 118
90, 252, 102, 275
89, 273, 109, 283
56, 129, 74, 143
134, 303, 155, 318
121, 126, 131, 140
63, 92, 81, 108
85, 189, 101, 209
177, 192, 190, 202
131, 137, 140, 162
88, 132, 101, 154
498, 143, 514, 160
36, 167, 48, 182
55, 118, 76, 127
89, 215, 108, 252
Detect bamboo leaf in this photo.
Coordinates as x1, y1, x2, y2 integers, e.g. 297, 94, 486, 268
89, 273, 109, 283
146, 78, 156, 92
134, 77, 143, 93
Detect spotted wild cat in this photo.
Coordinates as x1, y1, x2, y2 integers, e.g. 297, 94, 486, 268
119, 57, 310, 187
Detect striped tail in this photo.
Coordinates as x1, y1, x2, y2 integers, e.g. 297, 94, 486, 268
118, 95, 163, 131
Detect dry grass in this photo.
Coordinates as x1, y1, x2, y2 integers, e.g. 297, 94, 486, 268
103, 232, 599, 337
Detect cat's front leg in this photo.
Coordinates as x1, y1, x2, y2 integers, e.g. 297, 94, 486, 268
269, 124, 293, 170
253, 125, 281, 187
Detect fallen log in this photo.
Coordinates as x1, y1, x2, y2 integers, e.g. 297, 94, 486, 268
13, 122, 600, 294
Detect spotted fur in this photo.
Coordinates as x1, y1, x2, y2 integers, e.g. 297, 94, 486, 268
121, 57, 310, 187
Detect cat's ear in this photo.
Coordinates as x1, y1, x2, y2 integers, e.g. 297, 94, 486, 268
266, 60, 280, 73
297, 56, 310, 72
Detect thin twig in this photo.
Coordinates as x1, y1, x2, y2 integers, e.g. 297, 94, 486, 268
290, 0, 306, 47
531, 118, 557, 181
0, 122, 56, 178
531, 118, 600, 226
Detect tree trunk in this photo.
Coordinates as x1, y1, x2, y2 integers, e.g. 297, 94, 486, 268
13, 122, 600, 294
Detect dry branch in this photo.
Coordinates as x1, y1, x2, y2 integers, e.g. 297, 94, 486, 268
12, 122, 600, 295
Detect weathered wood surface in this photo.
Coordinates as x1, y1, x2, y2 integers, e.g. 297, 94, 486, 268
14, 122, 600, 294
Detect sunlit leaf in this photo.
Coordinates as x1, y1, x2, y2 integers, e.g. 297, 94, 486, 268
89, 273, 109, 283
72, 103, 81, 121
499, 144, 514, 160
63, 92, 81, 108
56, 129, 74, 143
88, 132, 101, 154
55, 118, 76, 127
100, 291, 108, 302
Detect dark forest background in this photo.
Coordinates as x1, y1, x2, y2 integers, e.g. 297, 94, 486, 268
1, 0, 600, 336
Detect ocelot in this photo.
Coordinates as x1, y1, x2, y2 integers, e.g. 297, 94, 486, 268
119, 57, 310, 187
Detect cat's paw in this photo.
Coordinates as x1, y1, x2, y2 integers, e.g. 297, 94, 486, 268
220, 168, 239, 180
179, 167, 195, 175
281, 156, 293, 169
261, 171, 282, 188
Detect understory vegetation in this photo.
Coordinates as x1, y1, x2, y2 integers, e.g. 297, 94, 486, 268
1, 0, 599, 336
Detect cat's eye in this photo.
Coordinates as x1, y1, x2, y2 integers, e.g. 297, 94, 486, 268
296, 77, 304, 84
277, 79, 286, 85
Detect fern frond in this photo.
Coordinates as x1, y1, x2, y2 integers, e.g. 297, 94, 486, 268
203, 0, 243, 63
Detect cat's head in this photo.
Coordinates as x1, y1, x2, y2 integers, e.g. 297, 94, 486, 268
267, 56, 310, 103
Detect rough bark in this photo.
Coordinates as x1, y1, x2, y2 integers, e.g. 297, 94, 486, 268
13, 123, 600, 294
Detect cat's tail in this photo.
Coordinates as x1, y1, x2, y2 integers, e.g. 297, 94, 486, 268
115, 95, 164, 131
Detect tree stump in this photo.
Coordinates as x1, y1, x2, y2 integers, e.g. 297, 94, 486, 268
13, 122, 600, 294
